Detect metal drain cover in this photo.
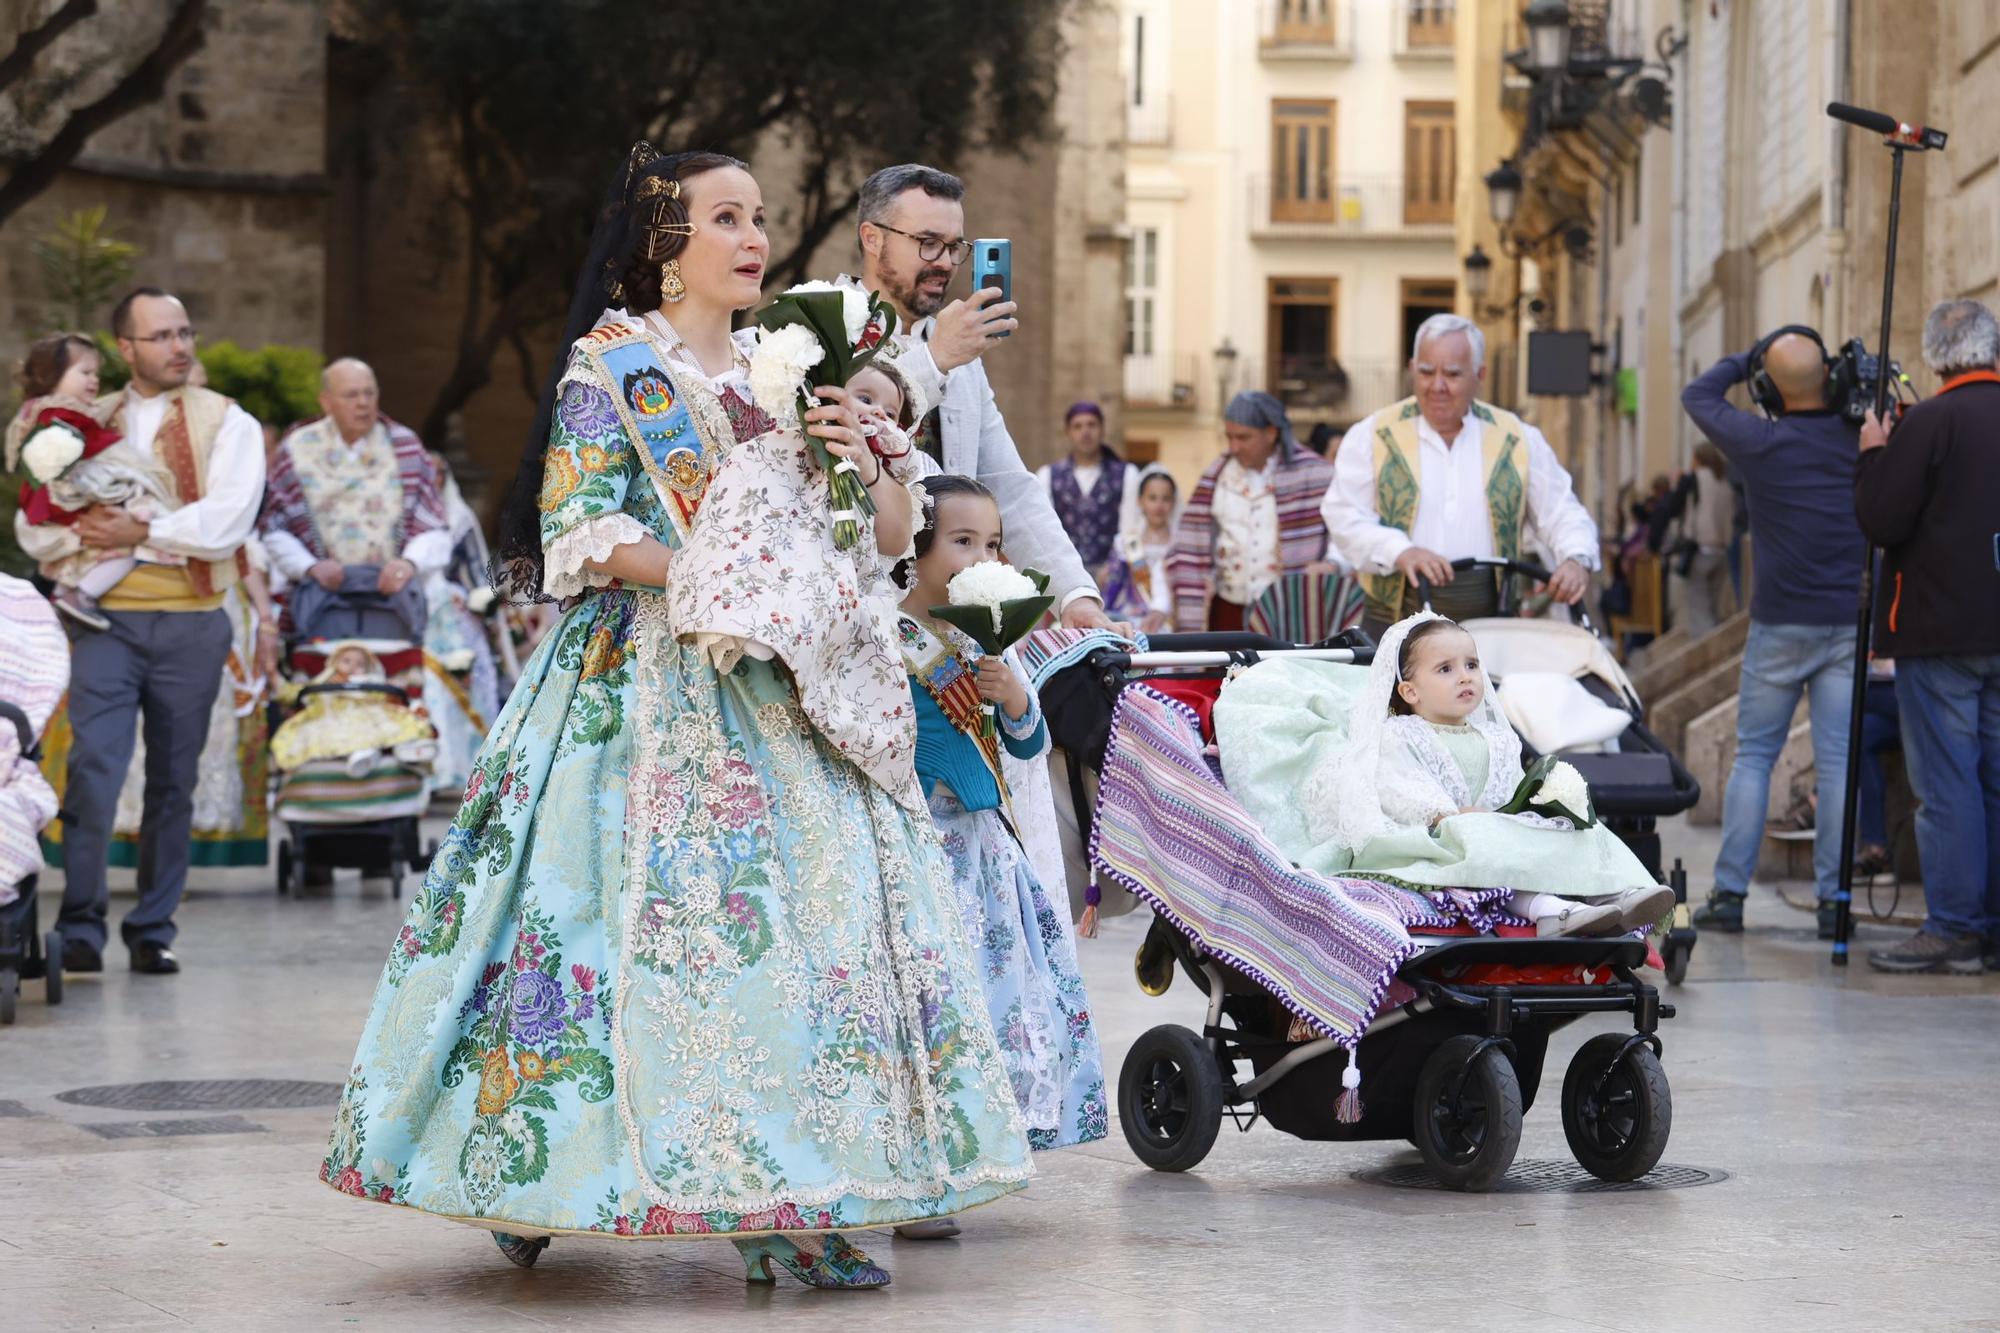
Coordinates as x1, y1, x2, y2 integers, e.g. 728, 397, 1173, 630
1355, 1158, 1726, 1194
82, 1115, 267, 1140
56, 1079, 343, 1112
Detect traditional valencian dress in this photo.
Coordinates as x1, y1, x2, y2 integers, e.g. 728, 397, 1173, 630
898, 615, 1105, 1149
320, 310, 1033, 1240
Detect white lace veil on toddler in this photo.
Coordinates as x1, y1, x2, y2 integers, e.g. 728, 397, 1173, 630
1303, 611, 1524, 853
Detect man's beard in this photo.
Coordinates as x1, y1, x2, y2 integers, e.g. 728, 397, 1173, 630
888, 258, 955, 319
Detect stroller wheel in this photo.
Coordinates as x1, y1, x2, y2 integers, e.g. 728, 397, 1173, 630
1412, 1035, 1522, 1192
43, 931, 62, 1005
0, 966, 16, 1025
1118, 1023, 1226, 1172
276, 839, 294, 898
1662, 927, 1695, 986
1562, 1034, 1672, 1182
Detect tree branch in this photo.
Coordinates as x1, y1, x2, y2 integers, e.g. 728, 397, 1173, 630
0, 0, 205, 228
0, 0, 98, 96
769, 183, 862, 290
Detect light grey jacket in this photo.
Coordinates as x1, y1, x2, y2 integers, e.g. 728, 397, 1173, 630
898, 330, 1097, 609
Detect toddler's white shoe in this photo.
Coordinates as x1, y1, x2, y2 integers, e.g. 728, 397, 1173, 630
1534, 902, 1624, 938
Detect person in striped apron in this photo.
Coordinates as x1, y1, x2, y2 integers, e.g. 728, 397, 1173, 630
1322, 314, 1599, 641
1164, 391, 1338, 632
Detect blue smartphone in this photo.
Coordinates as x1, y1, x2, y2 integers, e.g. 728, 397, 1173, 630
971, 237, 1012, 339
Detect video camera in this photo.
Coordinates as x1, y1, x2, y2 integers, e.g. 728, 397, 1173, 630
1747, 325, 1905, 423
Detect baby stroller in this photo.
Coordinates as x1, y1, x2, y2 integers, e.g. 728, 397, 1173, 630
1420, 558, 1703, 982
1040, 629, 1677, 1192
272, 574, 437, 900
0, 576, 70, 1023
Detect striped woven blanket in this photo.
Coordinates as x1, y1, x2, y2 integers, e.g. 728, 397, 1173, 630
1090, 684, 1512, 1045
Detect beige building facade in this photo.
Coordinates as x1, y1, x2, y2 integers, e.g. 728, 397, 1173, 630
1456, 0, 2000, 539
1121, 0, 1463, 488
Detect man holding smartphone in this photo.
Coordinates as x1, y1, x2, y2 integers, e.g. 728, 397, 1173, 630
845, 163, 1119, 632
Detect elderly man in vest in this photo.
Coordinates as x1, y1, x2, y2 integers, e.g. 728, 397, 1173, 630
16, 287, 266, 975
1324, 314, 1599, 639
260, 358, 449, 635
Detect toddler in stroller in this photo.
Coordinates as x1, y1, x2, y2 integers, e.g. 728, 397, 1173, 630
1039, 624, 1678, 1192
0, 573, 72, 1022
273, 578, 437, 900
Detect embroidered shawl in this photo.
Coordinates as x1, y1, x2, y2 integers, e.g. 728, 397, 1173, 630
101, 384, 245, 597
1165, 448, 1335, 630
262, 415, 445, 566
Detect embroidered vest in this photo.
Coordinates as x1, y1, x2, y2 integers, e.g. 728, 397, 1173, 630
1364, 397, 1530, 613
286, 419, 405, 565
98, 384, 244, 602
1049, 453, 1126, 569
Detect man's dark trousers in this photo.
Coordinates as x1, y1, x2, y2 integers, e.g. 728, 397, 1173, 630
58, 608, 231, 952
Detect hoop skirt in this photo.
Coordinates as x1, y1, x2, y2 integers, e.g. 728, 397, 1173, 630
320, 318, 1032, 1238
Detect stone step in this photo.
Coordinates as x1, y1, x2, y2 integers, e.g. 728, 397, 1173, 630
1632, 611, 1751, 711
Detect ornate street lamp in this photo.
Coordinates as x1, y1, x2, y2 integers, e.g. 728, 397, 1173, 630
1523, 0, 1573, 75
1212, 336, 1239, 410
1484, 161, 1523, 228
1462, 245, 1493, 304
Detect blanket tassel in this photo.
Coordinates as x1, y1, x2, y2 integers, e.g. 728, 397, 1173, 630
1334, 1055, 1363, 1124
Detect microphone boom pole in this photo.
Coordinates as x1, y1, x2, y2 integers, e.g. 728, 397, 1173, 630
1825, 102, 1944, 965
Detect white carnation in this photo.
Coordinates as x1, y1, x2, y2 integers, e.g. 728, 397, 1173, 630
20, 422, 84, 485
1534, 760, 1591, 815
438, 649, 476, 672
746, 323, 824, 424
465, 586, 497, 614
782, 280, 870, 347
948, 560, 1039, 635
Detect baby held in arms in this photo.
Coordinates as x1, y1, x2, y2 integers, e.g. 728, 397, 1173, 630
1304, 613, 1674, 938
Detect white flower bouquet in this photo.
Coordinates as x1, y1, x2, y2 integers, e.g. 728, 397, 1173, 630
746, 280, 898, 550
20, 420, 86, 485
930, 561, 1055, 736
1500, 755, 1596, 828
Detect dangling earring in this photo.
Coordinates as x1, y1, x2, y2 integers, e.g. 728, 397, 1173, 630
661, 259, 686, 303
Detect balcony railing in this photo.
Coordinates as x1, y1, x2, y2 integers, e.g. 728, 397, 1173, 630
1270, 357, 1412, 425
1124, 352, 1202, 411
1248, 175, 1456, 235
1259, 0, 1354, 58
1125, 94, 1172, 147
1395, 0, 1457, 57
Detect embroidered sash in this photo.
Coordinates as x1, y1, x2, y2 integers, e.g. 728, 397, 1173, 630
898, 615, 1016, 825
575, 323, 731, 541
135, 386, 243, 598
1365, 397, 1530, 615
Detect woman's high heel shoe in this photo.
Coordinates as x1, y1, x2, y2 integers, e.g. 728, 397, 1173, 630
737, 1233, 891, 1289
492, 1231, 550, 1268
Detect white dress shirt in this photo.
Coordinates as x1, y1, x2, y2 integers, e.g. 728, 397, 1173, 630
1322, 409, 1600, 576
15, 387, 266, 569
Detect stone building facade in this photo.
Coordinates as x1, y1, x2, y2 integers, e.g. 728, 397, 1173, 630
0, 1, 327, 374
5, 1, 1124, 512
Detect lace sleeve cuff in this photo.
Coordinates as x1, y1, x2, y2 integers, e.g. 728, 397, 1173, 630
998, 692, 1043, 742
543, 512, 655, 599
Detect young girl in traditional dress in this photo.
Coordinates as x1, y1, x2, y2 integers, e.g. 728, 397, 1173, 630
895, 476, 1106, 1212
1305, 612, 1674, 937
6, 334, 183, 631
1101, 463, 1178, 633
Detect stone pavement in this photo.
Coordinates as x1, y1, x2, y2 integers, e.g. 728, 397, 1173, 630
3, 817, 1998, 1332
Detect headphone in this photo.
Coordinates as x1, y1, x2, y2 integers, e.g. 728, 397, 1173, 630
1747, 324, 1830, 415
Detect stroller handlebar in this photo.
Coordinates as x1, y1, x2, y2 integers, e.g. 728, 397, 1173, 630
1105, 647, 1363, 671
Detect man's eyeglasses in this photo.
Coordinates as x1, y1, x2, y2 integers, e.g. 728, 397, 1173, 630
869, 223, 972, 265
127, 329, 199, 347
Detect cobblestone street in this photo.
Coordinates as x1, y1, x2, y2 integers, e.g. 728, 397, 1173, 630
4, 820, 1998, 1331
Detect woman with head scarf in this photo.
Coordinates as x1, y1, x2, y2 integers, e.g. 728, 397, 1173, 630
316, 145, 1032, 1289
1164, 391, 1338, 631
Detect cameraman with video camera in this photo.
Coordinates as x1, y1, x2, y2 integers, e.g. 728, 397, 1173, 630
1854, 299, 2000, 975
1679, 329, 1866, 937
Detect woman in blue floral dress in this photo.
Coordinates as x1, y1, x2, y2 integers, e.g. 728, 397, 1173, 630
319, 146, 1033, 1290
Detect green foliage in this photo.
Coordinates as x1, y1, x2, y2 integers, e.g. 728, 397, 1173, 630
196, 341, 324, 432
93, 331, 131, 393
354, 0, 1074, 440
33, 207, 140, 332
